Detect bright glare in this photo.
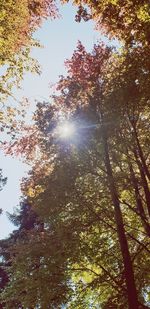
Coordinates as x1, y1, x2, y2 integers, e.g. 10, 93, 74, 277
57, 122, 75, 139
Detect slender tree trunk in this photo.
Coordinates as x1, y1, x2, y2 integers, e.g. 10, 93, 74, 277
134, 149, 150, 218
128, 161, 150, 236
101, 122, 139, 309
132, 124, 150, 181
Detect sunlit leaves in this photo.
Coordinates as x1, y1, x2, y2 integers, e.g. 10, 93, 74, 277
0, 0, 58, 65
0, 2, 150, 307
66, 0, 150, 46
0, 0, 58, 102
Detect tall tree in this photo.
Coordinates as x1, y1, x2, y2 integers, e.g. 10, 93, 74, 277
2, 42, 150, 308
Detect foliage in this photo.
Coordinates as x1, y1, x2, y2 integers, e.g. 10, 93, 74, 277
0, 0, 150, 307
0, 169, 7, 214
0, 46, 41, 103
1, 42, 150, 308
0, 0, 57, 65
0, 169, 7, 192
0, 0, 58, 100
65, 0, 150, 45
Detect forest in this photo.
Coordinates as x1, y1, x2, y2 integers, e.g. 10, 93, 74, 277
0, 0, 150, 308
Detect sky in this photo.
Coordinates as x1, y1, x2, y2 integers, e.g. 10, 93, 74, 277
0, 3, 117, 239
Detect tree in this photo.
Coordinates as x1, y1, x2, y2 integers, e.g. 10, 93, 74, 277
0, 0, 58, 100
0, 0, 57, 65
0, 200, 74, 308
2, 42, 150, 308
67, 0, 150, 46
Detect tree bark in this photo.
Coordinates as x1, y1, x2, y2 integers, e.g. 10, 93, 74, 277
134, 149, 150, 218
128, 161, 150, 236
101, 122, 139, 309
132, 124, 150, 181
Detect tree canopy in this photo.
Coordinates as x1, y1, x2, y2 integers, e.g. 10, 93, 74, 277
0, 1, 150, 308
69, 0, 150, 46
1, 40, 150, 308
0, 0, 57, 100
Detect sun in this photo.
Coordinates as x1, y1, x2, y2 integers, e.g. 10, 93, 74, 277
57, 122, 75, 139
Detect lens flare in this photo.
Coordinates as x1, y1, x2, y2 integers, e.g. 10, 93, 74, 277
57, 122, 75, 138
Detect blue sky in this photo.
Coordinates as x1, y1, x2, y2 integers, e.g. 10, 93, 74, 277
0, 3, 116, 239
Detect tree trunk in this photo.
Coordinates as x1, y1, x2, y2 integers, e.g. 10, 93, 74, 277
132, 124, 150, 181
134, 149, 150, 218
101, 122, 139, 309
128, 161, 150, 236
